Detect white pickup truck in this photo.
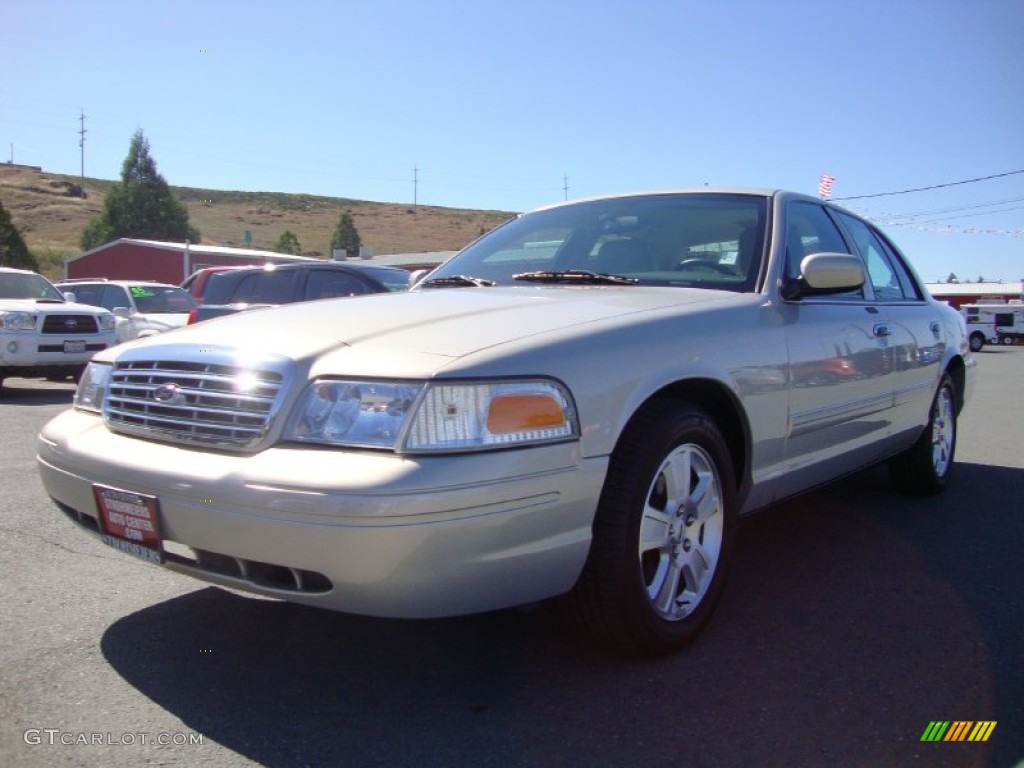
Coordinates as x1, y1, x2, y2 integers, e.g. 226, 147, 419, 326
0, 267, 118, 391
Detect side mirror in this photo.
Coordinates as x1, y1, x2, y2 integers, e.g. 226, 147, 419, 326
112, 307, 131, 319
408, 269, 430, 288
61, 291, 77, 303
782, 252, 866, 300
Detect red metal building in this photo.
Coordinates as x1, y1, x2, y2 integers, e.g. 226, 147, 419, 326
64, 239, 313, 284
924, 280, 1024, 309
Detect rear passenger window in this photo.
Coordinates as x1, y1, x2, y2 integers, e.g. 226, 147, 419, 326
304, 271, 370, 300
834, 211, 916, 301
100, 285, 131, 311
222, 271, 294, 304
68, 284, 105, 306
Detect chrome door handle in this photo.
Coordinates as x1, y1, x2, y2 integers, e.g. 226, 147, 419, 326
873, 323, 891, 337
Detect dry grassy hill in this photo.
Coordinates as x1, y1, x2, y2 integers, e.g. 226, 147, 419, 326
0, 164, 516, 279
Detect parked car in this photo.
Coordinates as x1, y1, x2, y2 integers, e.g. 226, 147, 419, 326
57, 279, 196, 344
180, 265, 251, 303
0, 267, 117, 391
37, 189, 974, 655
187, 261, 412, 323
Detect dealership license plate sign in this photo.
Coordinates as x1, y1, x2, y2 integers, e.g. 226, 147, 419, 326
63, 340, 86, 353
94, 486, 164, 564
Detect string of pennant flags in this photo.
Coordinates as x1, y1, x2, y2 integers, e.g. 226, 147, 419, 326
863, 219, 1024, 238
818, 173, 1024, 238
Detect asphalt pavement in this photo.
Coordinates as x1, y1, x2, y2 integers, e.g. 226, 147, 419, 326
1, 350, 1021, 768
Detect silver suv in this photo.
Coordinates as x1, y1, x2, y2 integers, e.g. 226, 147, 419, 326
57, 279, 197, 344
0, 267, 117, 391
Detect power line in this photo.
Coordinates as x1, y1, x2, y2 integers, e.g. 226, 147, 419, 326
832, 169, 1024, 201
914, 205, 1024, 225
872, 195, 1024, 221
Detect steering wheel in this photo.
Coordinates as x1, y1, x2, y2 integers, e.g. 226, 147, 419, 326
676, 259, 736, 275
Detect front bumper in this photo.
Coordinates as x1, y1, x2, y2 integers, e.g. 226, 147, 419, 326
0, 333, 114, 370
38, 409, 606, 618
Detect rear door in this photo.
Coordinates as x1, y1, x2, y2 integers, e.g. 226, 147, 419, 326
832, 211, 942, 439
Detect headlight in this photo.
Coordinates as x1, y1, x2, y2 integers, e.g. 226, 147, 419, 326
287, 378, 578, 453
0, 311, 36, 331
289, 381, 425, 449
74, 362, 113, 413
98, 314, 116, 332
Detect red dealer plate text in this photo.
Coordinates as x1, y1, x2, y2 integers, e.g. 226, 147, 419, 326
94, 485, 164, 564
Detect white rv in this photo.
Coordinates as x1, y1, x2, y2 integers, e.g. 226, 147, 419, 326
960, 302, 1024, 351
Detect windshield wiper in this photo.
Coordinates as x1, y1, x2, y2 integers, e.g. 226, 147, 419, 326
420, 275, 497, 288
513, 269, 638, 285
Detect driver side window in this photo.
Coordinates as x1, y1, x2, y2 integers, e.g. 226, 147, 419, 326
785, 202, 862, 300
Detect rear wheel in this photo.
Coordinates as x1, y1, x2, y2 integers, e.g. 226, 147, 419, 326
565, 400, 737, 656
889, 374, 957, 495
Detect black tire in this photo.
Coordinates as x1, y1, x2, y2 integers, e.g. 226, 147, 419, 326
564, 400, 737, 656
968, 333, 985, 353
889, 374, 957, 495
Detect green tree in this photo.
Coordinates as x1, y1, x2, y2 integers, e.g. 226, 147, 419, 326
0, 199, 38, 270
330, 211, 361, 257
274, 230, 302, 255
79, 130, 200, 250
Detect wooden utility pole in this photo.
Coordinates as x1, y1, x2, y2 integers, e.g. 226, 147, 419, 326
78, 110, 87, 180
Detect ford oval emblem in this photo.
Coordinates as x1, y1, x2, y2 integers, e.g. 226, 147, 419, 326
153, 383, 182, 404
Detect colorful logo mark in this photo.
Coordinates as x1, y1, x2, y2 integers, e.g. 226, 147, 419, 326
921, 721, 996, 742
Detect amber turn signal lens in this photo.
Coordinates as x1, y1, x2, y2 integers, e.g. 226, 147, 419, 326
486, 393, 566, 434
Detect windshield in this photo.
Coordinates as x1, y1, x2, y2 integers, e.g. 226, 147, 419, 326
0, 272, 66, 301
353, 265, 412, 292
130, 285, 197, 313
425, 193, 768, 291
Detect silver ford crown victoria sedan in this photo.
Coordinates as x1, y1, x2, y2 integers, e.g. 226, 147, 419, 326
38, 189, 974, 655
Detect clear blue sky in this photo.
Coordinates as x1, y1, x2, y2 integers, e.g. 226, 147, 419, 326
3, 0, 1022, 281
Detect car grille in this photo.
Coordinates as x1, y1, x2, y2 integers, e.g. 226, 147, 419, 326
104, 359, 287, 450
37, 342, 108, 353
41, 314, 99, 334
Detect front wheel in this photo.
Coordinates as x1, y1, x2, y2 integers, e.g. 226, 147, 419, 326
564, 401, 737, 656
968, 332, 985, 353
889, 374, 957, 495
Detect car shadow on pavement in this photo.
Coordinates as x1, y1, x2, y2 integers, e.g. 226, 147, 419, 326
0, 380, 76, 406
100, 462, 1022, 768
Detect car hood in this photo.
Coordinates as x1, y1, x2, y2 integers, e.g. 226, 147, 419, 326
0, 299, 108, 314
134, 312, 191, 330
109, 287, 743, 376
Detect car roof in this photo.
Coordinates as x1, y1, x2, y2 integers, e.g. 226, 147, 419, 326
223, 261, 407, 274
57, 279, 182, 288
523, 187, 831, 215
